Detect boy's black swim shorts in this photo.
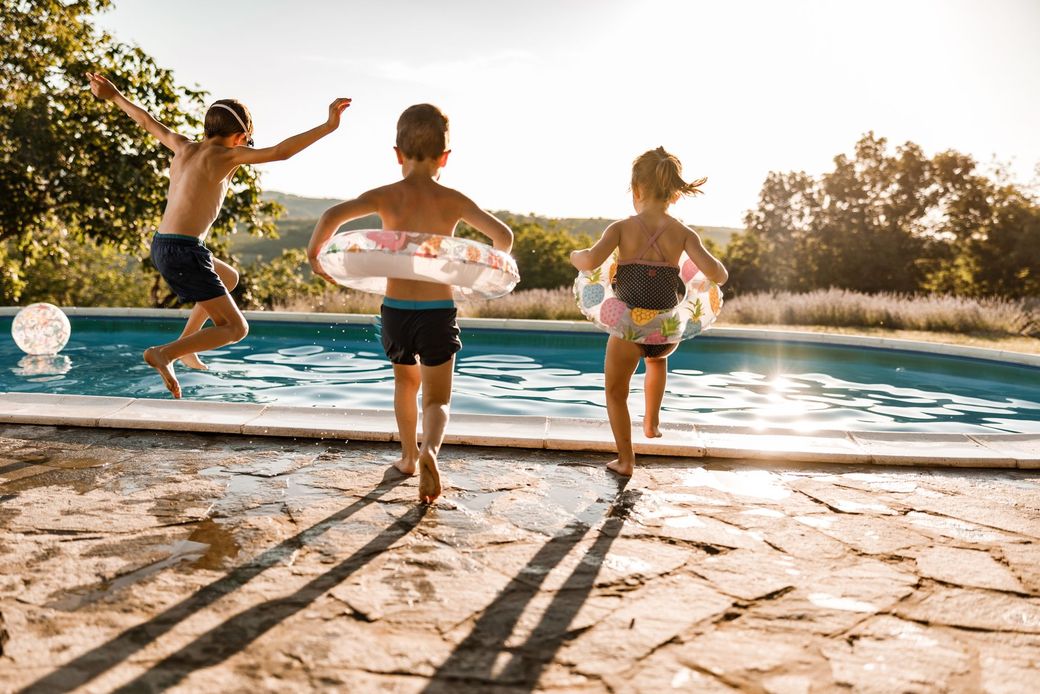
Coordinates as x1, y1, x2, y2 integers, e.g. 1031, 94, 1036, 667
151, 233, 227, 303
380, 303, 462, 366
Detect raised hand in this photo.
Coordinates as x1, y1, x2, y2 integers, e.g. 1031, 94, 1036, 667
86, 72, 120, 101
326, 98, 352, 129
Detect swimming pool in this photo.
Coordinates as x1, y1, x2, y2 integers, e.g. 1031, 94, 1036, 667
3, 315, 1039, 434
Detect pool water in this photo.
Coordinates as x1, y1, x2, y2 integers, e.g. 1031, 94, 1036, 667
3, 317, 1039, 434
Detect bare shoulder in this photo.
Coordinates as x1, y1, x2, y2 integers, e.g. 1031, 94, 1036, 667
438, 184, 477, 210
170, 139, 201, 160
673, 216, 702, 239
357, 184, 390, 202
608, 216, 635, 236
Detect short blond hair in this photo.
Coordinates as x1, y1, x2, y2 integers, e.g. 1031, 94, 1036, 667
396, 104, 449, 161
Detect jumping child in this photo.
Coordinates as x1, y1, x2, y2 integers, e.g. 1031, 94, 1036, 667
570, 147, 728, 476
87, 72, 350, 397
307, 104, 513, 503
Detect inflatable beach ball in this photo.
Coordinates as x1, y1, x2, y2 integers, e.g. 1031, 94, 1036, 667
11, 303, 71, 355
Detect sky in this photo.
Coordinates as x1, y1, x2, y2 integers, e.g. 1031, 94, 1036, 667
95, 0, 1040, 227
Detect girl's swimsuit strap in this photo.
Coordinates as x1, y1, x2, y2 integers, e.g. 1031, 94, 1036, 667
633, 216, 669, 262
382, 297, 456, 310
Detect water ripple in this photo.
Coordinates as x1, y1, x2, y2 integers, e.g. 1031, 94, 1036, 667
1, 318, 1038, 433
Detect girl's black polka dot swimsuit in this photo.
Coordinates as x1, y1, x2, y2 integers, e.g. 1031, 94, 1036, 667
611, 216, 684, 358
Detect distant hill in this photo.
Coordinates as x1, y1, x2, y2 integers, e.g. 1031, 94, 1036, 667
230, 191, 740, 263
263, 191, 343, 220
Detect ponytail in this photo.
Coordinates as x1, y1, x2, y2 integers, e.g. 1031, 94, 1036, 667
632, 146, 706, 202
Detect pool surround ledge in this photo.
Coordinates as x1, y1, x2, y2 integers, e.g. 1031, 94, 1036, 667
4, 392, 1037, 469
3, 307, 1037, 468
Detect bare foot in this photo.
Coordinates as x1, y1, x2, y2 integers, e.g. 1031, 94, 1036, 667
607, 458, 634, 477
417, 451, 442, 504
643, 420, 662, 438
392, 452, 419, 476
144, 347, 181, 399
179, 353, 209, 371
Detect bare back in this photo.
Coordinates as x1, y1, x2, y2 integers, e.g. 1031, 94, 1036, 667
615, 214, 688, 266
372, 176, 471, 301
156, 140, 237, 239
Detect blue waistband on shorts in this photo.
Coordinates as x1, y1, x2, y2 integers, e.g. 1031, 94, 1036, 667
382, 297, 456, 310
154, 232, 205, 245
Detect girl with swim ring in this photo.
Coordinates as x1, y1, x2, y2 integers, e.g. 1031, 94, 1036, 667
570, 147, 728, 476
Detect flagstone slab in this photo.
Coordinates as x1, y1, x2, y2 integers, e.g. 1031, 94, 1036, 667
915, 546, 1026, 593
821, 616, 974, 693
559, 573, 732, 677
894, 586, 1040, 633
998, 543, 1040, 595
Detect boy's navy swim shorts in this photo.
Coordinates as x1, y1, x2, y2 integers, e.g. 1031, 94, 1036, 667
151, 233, 227, 303
380, 298, 461, 366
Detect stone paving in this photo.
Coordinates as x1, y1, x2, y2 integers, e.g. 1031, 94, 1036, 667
1, 425, 1039, 693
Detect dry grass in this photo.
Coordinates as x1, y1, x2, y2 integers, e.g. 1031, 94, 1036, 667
723, 289, 1037, 336
276, 289, 382, 314
274, 286, 1040, 354
275, 287, 586, 320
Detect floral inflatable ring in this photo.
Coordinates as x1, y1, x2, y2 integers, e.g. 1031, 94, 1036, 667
318, 230, 519, 300
574, 253, 723, 344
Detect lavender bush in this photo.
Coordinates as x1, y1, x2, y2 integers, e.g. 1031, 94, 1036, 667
276, 287, 1038, 337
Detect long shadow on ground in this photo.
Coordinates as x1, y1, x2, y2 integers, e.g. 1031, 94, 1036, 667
423, 479, 638, 692
111, 504, 428, 692
20, 470, 409, 694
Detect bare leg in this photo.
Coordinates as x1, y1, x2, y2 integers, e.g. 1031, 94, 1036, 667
179, 258, 239, 370
391, 363, 421, 475
143, 294, 248, 399
416, 357, 454, 503
604, 336, 642, 477
643, 351, 674, 438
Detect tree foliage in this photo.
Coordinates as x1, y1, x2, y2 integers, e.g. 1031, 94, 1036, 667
726, 133, 1040, 299
243, 248, 324, 310
458, 218, 592, 290
0, 0, 280, 302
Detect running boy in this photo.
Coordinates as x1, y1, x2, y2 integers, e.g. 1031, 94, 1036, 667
87, 72, 350, 397
307, 104, 512, 503
571, 147, 728, 476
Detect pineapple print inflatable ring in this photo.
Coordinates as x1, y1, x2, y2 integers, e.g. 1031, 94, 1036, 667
319, 230, 520, 300
574, 253, 723, 344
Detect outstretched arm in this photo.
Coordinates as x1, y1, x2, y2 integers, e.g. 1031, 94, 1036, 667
229, 98, 351, 166
87, 72, 189, 153
306, 191, 379, 282
684, 229, 729, 285
570, 222, 621, 271
460, 199, 513, 252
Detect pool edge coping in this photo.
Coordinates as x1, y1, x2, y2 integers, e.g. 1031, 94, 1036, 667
3, 306, 1037, 368
2, 392, 1036, 469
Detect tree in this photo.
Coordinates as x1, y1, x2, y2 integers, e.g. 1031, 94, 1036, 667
242, 248, 324, 310
963, 183, 1040, 298
727, 170, 817, 292
0, 0, 280, 302
726, 133, 1040, 299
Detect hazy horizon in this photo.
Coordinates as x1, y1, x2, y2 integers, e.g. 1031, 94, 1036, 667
96, 0, 1040, 227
